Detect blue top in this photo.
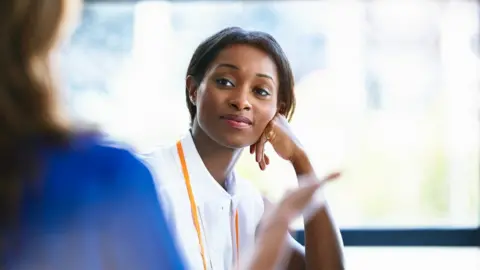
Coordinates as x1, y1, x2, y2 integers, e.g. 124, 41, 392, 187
5, 135, 185, 270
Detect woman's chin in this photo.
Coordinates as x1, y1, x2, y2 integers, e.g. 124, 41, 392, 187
215, 135, 254, 150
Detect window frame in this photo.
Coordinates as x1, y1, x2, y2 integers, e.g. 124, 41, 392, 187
295, 228, 480, 247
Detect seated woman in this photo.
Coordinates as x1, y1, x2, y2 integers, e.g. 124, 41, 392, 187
148, 27, 344, 270
0, 0, 184, 269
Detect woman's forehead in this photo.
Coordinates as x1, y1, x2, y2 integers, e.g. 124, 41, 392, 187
210, 44, 278, 79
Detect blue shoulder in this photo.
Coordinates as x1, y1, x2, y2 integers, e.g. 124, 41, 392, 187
41, 133, 153, 202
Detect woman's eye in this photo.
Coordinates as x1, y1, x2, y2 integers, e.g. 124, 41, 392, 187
216, 78, 234, 87
255, 88, 270, 97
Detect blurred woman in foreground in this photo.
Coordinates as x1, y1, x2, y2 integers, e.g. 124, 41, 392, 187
0, 0, 184, 269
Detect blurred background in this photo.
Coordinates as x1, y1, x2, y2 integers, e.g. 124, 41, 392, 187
61, 0, 479, 269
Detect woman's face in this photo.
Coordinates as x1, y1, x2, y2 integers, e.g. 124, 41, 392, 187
189, 44, 279, 149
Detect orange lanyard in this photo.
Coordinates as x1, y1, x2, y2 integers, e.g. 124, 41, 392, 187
176, 141, 240, 270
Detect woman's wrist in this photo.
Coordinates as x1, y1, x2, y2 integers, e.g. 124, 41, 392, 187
290, 148, 315, 177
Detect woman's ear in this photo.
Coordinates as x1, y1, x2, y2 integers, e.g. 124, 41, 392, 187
186, 75, 198, 105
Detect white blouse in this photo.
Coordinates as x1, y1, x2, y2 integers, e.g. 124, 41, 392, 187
146, 133, 265, 270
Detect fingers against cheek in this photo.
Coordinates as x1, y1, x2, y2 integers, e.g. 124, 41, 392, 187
255, 132, 268, 163
255, 138, 265, 163
253, 121, 273, 169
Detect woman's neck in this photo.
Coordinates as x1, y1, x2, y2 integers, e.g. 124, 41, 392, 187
190, 124, 243, 188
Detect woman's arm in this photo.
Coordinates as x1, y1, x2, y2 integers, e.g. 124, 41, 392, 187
251, 114, 344, 270
286, 151, 345, 270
